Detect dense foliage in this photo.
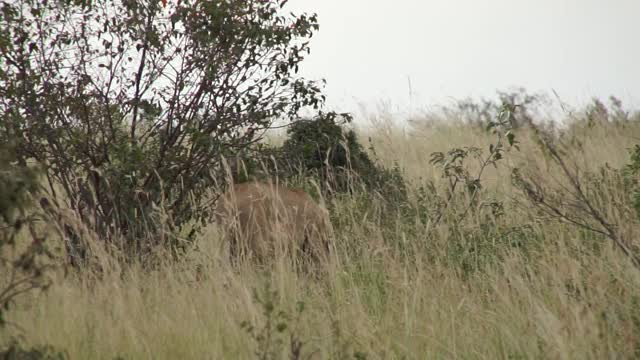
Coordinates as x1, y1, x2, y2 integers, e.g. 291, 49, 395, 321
0, 0, 325, 262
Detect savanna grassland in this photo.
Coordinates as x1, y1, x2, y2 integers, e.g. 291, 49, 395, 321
3, 98, 640, 360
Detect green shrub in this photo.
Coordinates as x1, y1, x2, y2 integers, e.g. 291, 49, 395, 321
0, 0, 326, 264
280, 112, 408, 206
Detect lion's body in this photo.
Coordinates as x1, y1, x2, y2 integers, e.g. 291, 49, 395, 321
214, 181, 333, 266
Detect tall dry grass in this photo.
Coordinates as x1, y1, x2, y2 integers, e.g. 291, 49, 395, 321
3, 104, 640, 359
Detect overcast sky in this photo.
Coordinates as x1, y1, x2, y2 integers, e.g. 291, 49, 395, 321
288, 0, 640, 115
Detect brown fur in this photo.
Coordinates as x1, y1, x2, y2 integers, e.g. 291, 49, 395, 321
214, 181, 333, 267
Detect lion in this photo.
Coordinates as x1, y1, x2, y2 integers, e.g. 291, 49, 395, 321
214, 180, 334, 269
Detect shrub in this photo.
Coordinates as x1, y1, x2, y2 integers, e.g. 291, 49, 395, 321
279, 112, 408, 205
0, 0, 326, 263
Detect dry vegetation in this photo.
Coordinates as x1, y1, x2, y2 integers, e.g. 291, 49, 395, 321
3, 100, 640, 359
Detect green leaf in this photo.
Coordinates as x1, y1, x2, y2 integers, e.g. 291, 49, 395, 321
276, 323, 287, 332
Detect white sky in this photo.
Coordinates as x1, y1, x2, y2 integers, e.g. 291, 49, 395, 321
288, 0, 640, 115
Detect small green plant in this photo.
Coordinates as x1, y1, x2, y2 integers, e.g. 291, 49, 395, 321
329, 319, 368, 360
422, 102, 532, 276
240, 283, 308, 360
429, 102, 519, 227
240, 282, 369, 360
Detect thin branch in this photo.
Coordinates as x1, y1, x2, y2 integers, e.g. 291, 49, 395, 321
131, 11, 154, 144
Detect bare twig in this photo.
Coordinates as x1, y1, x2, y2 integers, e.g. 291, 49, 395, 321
516, 134, 640, 269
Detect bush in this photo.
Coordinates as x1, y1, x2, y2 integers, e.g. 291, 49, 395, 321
279, 112, 408, 205
0, 0, 326, 264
